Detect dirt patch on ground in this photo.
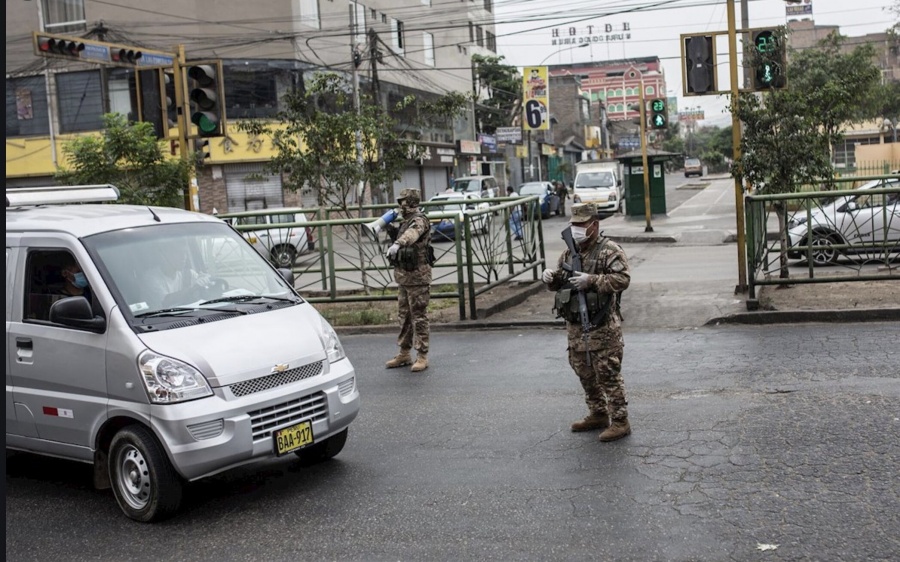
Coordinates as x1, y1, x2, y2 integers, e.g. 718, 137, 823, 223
311, 281, 539, 326
757, 278, 900, 311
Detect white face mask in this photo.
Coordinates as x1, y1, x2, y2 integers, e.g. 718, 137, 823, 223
570, 225, 589, 243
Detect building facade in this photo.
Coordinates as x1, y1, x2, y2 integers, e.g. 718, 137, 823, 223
547, 57, 666, 156
6, 0, 499, 211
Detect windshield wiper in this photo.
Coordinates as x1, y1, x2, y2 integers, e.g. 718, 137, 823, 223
199, 295, 299, 306
134, 307, 199, 318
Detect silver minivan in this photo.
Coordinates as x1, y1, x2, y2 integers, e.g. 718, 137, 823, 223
5, 185, 360, 522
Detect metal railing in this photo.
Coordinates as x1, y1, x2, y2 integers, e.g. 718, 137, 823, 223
218, 196, 545, 320
744, 174, 900, 300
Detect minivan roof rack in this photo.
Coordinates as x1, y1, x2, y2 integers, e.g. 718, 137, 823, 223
6, 184, 120, 208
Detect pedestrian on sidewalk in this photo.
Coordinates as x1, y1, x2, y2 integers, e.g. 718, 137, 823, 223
554, 180, 569, 217
507, 185, 524, 240
541, 203, 633, 442
385, 188, 433, 373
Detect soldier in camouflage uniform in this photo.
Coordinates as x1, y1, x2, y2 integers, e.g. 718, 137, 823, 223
385, 188, 433, 373
541, 203, 632, 442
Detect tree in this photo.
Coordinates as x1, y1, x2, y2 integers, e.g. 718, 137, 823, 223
471, 54, 522, 134
239, 72, 469, 212
786, 32, 881, 164
55, 113, 190, 208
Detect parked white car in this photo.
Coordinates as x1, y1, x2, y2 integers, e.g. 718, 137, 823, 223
787, 177, 900, 265
425, 192, 491, 241
224, 211, 316, 268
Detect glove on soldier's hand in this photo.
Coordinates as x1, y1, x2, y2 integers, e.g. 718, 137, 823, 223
387, 243, 401, 258
570, 271, 594, 291
541, 269, 556, 284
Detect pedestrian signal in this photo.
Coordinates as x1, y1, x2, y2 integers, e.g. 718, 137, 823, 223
682, 35, 717, 95
649, 98, 667, 130
751, 29, 787, 90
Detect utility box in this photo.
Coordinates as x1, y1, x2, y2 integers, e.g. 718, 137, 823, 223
616, 149, 679, 217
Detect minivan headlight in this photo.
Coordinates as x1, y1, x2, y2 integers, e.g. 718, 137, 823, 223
138, 350, 213, 403
320, 314, 346, 363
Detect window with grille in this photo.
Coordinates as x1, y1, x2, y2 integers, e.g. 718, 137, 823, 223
42, 0, 86, 33
391, 18, 405, 54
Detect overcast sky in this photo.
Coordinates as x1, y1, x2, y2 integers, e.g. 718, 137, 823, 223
493, 0, 894, 127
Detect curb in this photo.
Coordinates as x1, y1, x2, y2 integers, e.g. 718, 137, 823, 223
706, 308, 900, 325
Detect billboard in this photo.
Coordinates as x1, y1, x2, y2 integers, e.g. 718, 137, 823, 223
522, 66, 550, 131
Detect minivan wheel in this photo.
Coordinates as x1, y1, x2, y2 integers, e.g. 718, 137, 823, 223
109, 425, 183, 523
294, 428, 348, 466
270, 245, 297, 268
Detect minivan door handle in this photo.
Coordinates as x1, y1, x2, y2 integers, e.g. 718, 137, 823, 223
16, 338, 34, 363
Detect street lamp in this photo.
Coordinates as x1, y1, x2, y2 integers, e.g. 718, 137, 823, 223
538, 42, 589, 66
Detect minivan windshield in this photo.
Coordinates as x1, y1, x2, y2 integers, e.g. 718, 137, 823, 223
575, 171, 615, 189
453, 179, 480, 193
84, 221, 298, 323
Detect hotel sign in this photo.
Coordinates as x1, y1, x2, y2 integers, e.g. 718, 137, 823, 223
550, 23, 632, 46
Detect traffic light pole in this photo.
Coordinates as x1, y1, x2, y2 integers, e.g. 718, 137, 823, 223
727, 0, 748, 292
637, 79, 653, 233
172, 44, 195, 212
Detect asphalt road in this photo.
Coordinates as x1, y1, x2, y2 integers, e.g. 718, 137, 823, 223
6, 324, 899, 561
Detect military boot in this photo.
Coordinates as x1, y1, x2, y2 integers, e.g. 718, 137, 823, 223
570, 413, 610, 432
599, 419, 632, 442
385, 349, 413, 369
410, 353, 428, 372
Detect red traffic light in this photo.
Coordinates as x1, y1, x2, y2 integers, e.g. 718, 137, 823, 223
112, 48, 143, 64
37, 37, 85, 57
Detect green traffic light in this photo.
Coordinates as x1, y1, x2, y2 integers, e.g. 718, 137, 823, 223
192, 112, 219, 136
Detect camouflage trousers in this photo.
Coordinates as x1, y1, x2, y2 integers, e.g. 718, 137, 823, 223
397, 284, 430, 354
568, 342, 628, 422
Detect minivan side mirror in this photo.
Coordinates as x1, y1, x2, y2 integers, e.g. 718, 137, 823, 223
278, 268, 295, 286
49, 296, 106, 333
839, 201, 858, 213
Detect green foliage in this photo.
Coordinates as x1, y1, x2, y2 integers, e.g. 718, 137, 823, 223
55, 113, 190, 208
472, 54, 522, 134
238, 72, 469, 211
786, 31, 881, 150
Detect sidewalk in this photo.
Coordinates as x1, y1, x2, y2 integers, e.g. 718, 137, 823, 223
331, 176, 900, 334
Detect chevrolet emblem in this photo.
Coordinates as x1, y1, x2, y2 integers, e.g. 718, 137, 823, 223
271, 363, 289, 374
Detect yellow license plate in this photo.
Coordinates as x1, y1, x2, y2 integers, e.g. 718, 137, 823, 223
274, 420, 314, 455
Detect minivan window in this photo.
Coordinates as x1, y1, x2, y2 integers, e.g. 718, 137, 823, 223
83, 222, 298, 327
575, 171, 615, 189
454, 179, 480, 193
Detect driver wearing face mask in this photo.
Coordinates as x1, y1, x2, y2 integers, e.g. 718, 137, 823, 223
540, 203, 633, 443
60, 261, 91, 299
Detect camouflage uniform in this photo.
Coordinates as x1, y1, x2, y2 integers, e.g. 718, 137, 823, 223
545, 203, 631, 435
386, 189, 432, 371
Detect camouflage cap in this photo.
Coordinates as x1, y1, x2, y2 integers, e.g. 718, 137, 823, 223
570, 203, 597, 224
397, 188, 421, 206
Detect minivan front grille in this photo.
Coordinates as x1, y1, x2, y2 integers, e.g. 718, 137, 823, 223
229, 361, 324, 397
248, 392, 327, 441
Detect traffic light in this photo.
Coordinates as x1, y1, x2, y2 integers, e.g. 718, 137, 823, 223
649, 98, 667, 130
163, 70, 177, 130
187, 64, 223, 137
751, 29, 787, 90
683, 35, 716, 95
196, 139, 211, 164
111, 48, 142, 65
36, 36, 85, 59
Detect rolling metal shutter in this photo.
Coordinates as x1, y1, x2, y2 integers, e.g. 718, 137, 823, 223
224, 163, 283, 212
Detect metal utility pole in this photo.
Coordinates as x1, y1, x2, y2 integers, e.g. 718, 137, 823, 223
637, 78, 653, 232
727, 0, 748, 292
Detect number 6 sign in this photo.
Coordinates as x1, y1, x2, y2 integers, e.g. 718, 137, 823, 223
522, 66, 550, 131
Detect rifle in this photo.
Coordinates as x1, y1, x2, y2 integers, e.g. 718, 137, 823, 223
560, 226, 592, 366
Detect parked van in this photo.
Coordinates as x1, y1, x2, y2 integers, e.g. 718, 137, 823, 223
572, 160, 623, 216
6, 185, 359, 522
452, 175, 500, 200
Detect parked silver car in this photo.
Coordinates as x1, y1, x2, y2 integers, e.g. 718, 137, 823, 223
6, 185, 359, 522
787, 177, 900, 264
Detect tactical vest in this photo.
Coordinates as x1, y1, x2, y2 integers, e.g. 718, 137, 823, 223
553, 237, 618, 327
395, 210, 434, 271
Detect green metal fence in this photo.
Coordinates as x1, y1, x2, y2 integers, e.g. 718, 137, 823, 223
218, 196, 545, 320
744, 174, 900, 301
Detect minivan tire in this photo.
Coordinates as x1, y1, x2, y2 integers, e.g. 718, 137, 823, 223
109, 425, 183, 523
294, 428, 348, 466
